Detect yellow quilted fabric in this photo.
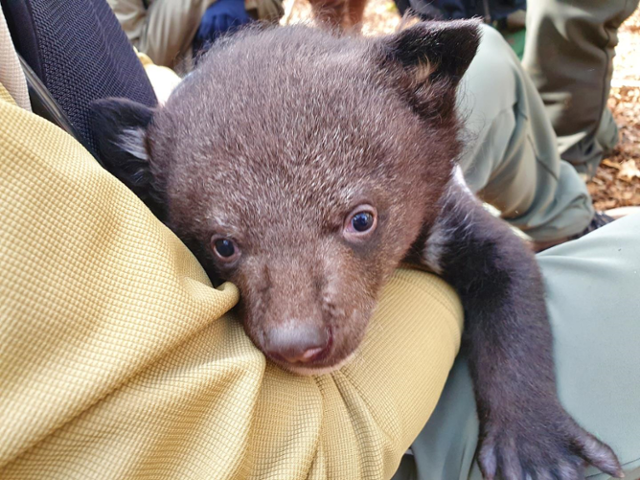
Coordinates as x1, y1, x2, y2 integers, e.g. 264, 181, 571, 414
0, 83, 463, 479
0, 12, 30, 111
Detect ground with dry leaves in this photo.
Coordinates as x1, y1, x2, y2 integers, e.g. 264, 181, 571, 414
590, 8, 640, 210
282, 1, 640, 211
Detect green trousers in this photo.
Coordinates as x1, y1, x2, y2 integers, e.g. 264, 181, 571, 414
458, 25, 594, 242
392, 209, 640, 480
522, 0, 639, 178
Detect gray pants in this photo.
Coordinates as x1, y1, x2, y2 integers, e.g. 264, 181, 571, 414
392, 210, 640, 480
459, 26, 594, 243
522, 0, 639, 178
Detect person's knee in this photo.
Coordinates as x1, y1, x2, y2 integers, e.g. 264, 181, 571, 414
459, 25, 518, 127
477, 24, 513, 57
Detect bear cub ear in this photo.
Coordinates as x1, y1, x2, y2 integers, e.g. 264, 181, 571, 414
381, 19, 481, 86
91, 98, 167, 220
378, 19, 482, 120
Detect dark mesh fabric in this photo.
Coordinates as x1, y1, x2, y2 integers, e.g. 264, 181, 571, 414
1, 0, 157, 156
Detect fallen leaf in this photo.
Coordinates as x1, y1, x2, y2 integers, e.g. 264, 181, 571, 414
602, 159, 622, 169
618, 160, 640, 180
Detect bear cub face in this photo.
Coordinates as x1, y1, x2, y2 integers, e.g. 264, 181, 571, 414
93, 21, 480, 374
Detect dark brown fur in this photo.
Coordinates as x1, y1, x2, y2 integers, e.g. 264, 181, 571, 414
92, 22, 622, 479
99, 24, 464, 370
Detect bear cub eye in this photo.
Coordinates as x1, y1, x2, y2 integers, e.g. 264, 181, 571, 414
211, 235, 241, 263
343, 205, 378, 241
352, 212, 374, 232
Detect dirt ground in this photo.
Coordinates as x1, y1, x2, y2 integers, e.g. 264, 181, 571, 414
282, 1, 640, 211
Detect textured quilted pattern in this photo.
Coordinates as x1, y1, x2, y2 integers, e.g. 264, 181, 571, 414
0, 87, 463, 479
0, 8, 30, 111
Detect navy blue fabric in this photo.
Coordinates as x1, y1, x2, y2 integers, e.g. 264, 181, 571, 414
396, 0, 526, 22
194, 0, 252, 51
1, 0, 157, 157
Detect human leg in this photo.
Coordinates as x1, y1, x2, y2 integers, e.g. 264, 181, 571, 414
522, 0, 639, 178
457, 25, 594, 243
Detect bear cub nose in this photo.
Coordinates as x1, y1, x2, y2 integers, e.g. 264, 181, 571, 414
266, 324, 330, 364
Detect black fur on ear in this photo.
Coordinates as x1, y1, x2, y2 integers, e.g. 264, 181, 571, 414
378, 19, 482, 121
91, 98, 167, 220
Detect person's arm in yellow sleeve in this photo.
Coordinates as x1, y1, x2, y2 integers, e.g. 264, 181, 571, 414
0, 85, 462, 479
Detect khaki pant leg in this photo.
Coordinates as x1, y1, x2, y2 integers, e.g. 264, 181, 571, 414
140, 0, 284, 69
459, 25, 593, 242
522, 0, 639, 178
393, 213, 640, 480
139, 0, 216, 68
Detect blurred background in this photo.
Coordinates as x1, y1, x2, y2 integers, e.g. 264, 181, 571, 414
282, 1, 640, 211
